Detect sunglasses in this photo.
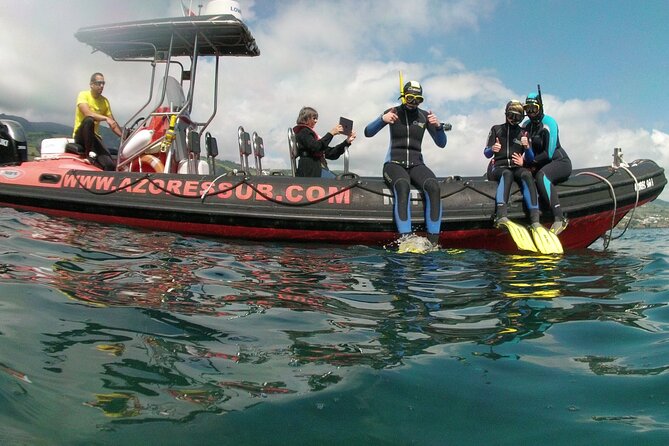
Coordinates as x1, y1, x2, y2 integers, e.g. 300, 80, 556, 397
404, 94, 424, 104
92, 81, 106, 86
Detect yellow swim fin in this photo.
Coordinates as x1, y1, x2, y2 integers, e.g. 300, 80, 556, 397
530, 223, 564, 255
497, 218, 537, 253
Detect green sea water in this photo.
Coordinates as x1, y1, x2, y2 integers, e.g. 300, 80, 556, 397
0, 210, 667, 445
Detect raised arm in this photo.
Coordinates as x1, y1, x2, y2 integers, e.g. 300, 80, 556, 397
426, 110, 446, 148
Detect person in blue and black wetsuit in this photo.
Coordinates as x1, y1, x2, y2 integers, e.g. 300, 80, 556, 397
521, 91, 572, 235
484, 100, 540, 226
364, 80, 447, 245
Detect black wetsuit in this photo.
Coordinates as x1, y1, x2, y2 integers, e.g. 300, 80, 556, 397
293, 125, 349, 178
364, 104, 447, 238
522, 114, 572, 220
74, 116, 116, 171
484, 122, 539, 222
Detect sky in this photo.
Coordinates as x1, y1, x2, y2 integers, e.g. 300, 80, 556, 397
1, 0, 668, 200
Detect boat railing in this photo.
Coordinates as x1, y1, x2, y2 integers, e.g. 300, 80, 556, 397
117, 107, 202, 174
76, 14, 261, 176
204, 132, 218, 175
252, 131, 264, 175
343, 147, 350, 174
121, 37, 216, 175
116, 67, 214, 175
237, 126, 252, 174
287, 128, 297, 177
85, 40, 160, 131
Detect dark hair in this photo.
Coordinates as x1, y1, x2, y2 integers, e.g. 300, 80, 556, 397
296, 106, 318, 125
90, 72, 104, 83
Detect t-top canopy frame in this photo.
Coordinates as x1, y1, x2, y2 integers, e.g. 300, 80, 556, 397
75, 14, 260, 59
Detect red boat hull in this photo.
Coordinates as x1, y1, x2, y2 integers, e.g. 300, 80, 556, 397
0, 156, 665, 251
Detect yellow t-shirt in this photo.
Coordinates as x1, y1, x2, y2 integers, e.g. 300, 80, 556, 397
72, 90, 113, 138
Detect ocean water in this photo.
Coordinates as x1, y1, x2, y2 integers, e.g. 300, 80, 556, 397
0, 209, 667, 446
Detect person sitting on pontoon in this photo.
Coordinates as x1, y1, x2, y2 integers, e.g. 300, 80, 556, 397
72, 72, 122, 171
293, 106, 356, 178
484, 100, 540, 227
364, 80, 447, 245
521, 91, 572, 235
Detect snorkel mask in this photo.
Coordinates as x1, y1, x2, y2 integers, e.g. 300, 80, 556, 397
399, 76, 424, 108
525, 85, 544, 122
505, 100, 525, 125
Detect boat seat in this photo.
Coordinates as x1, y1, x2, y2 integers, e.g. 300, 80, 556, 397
161, 76, 186, 111
287, 127, 298, 177
252, 131, 264, 175
178, 159, 210, 175
205, 132, 218, 175
64, 143, 86, 156
40, 138, 76, 157
237, 126, 252, 174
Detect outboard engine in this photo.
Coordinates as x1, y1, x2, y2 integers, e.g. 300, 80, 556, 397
0, 119, 27, 165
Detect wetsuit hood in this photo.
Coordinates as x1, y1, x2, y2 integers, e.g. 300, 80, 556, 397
525, 92, 544, 123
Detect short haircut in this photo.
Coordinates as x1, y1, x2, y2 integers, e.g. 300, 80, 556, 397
296, 106, 318, 125
90, 72, 104, 83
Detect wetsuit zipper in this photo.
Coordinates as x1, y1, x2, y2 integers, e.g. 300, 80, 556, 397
404, 108, 410, 166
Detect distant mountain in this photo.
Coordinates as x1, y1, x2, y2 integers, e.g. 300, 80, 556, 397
0, 114, 72, 135
1, 113, 243, 172
620, 198, 669, 228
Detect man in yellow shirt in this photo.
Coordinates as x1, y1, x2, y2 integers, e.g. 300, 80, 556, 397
72, 72, 122, 170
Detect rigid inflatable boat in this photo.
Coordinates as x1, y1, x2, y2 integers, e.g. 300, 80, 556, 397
0, 12, 665, 252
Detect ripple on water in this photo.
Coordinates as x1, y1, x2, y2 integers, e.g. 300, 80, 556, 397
1, 210, 668, 443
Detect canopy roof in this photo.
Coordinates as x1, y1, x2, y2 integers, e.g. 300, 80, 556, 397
75, 14, 260, 59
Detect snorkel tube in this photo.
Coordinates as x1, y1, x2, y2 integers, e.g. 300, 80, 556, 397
399, 71, 406, 104
537, 84, 543, 109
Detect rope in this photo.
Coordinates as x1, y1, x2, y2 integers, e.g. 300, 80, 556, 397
75, 169, 646, 236
70, 169, 493, 209
199, 172, 241, 199
71, 172, 151, 195
576, 165, 640, 250
611, 165, 640, 241
575, 171, 617, 249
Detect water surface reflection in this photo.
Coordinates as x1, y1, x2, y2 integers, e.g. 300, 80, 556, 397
0, 211, 666, 425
